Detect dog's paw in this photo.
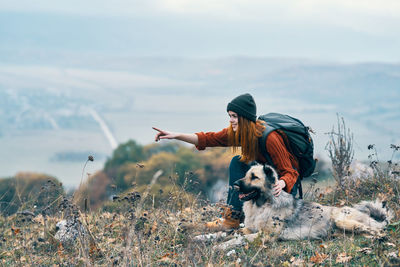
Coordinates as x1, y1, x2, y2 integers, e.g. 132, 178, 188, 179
362, 227, 387, 241
373, 229, 387, 240
365, 226, 386, 237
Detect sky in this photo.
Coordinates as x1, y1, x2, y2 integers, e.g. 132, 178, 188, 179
1, 0, 400, 62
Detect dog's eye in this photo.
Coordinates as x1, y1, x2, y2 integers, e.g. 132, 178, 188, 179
251, 174, 259, 180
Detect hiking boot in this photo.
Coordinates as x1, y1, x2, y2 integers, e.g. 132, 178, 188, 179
205, 207, 243, 231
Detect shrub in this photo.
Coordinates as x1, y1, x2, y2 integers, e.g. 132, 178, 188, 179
0, 172, 64, 216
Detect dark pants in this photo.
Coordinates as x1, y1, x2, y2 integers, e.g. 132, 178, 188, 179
227, 155, 299, 212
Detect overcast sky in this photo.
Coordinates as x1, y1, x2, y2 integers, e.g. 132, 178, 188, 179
1, 0, 399, 62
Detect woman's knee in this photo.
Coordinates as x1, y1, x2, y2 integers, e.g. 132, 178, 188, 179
229, 155, 242, 170
229, 156, 250, 183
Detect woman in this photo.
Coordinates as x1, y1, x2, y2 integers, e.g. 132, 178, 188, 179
153, 93, 299, 230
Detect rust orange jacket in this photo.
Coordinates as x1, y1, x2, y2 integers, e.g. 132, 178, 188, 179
195, 128, 299, 193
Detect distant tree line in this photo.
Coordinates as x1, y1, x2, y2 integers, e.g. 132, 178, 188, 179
76, 140, 233, 211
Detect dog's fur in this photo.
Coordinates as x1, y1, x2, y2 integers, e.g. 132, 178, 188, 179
209, 164, 393, 249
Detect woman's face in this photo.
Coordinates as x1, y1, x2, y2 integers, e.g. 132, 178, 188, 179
228, 111, 239, 132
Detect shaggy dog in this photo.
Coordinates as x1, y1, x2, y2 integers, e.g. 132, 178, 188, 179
203, 164, 393, 250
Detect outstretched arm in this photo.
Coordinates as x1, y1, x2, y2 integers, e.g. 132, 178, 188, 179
152, 127, 199, 145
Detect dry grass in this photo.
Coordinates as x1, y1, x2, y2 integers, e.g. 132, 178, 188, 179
1, 171, 399, 266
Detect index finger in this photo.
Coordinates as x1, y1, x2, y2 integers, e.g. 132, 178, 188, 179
152, 127, 162, 133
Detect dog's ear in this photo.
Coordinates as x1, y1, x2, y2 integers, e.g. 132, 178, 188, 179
263, 165, 276, 184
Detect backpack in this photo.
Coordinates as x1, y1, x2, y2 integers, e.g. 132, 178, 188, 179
258, 113, 317, 179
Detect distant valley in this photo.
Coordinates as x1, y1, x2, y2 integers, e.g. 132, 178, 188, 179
0, 55, 399, 187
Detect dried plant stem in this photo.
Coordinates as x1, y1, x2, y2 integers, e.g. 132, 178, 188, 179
325, 114, 354, 189
122, 169, 163, 266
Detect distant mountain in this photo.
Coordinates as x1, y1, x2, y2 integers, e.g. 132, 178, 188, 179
1, 56, 398, 138
0, 55, 399, 186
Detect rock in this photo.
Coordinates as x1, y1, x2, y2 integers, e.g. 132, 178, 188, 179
54, 219, 87, 244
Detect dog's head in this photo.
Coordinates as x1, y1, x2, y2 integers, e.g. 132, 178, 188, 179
233, 164, 278, 202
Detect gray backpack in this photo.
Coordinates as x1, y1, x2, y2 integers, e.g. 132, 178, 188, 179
258, 113, 317, 179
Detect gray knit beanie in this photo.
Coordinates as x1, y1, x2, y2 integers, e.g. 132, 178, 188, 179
226, 93, 257, 122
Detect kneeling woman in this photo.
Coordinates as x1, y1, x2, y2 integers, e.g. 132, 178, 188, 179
153, 93, 299, 230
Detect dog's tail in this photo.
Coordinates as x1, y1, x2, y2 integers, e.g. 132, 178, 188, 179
354, 199, 394, 225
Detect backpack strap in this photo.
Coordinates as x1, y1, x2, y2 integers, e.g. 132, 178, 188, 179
258, 123, 276, 167
298, 182, 303, 199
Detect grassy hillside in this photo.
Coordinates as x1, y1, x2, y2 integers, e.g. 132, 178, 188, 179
0, 158, 399, 266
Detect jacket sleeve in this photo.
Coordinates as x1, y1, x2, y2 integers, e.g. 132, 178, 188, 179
266, 131, 299, 193
195, 128, 229, 150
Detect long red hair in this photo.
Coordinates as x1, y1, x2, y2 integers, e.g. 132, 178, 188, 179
227, 117, 266, 163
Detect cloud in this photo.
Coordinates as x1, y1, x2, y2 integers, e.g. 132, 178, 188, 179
2, 0, 399, 38
0, 0, 157, 17
1, 1, 399, 61
2, 0, 399, 21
